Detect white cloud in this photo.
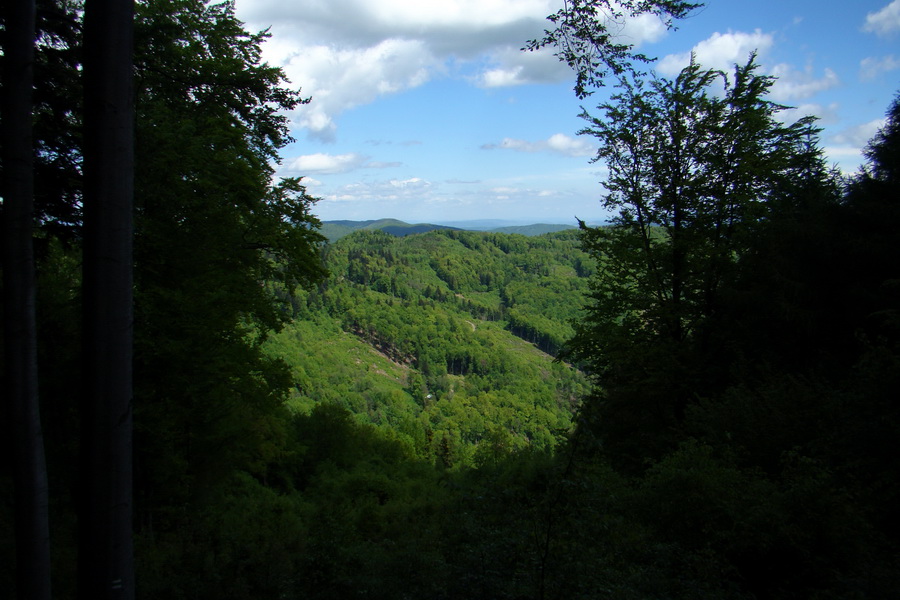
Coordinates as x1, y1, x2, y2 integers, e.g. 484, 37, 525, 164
823, 145, 864, 168
486, 185, 566, 202
863, 0, 900, 36
824, 146, 866, 159
236, 0, 681, 138
768, 64, 840, 101
272, 39, 435, 141
618, 11, 670, 47
481, 65, 526, 88
477, 46, 569, 87
776, 103, 840, 125
313, 176, 438, 219
283, 152, 400, 174
284, 153, 368, 174
832, 119, 887, 148
546, 133, 597, 156
491, 186, 519, 195
821, 120, 886, 174
657, 30, 839, 105
657, 29, 774, 75
481, 133, 596, 157
365, 0, 552, 43
236, 0, 559, 139
389, 177, 430, 190
307, 168, 605, 222
822, 146, 867, 175
860, 55, 900, 80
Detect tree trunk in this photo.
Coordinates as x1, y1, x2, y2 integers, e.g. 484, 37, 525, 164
79, 0, 136, 598
1, 1, 52, 598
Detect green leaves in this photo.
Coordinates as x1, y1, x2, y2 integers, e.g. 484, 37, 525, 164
567, 56, 842, 469
574, 56, 828, 370
130, 0, 327, 536
262, 229, 593, 466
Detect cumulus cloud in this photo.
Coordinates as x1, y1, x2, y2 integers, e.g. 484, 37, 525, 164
236, 0, 680, 139
832, 119, 887, 148
476, 9, 674, 88
270, 39, 434, 141
860, 55, 900, 80
283, 152, 400, 174
822, 146, 865, 172
657, 29, 774, 75
863, 0, 900, 36
315, 177, 435, 213
299, 176, 323, 187
486, 185, 564, 202
768, 64, 840, 101
817, 119, 886, 174
481, 133, 596, 157
478, 46, 569, 87
776, 103, 840, 125
618, 10, 671, 46
657, 30, 839, 105
389, 177, 430, 190
236, 0, 557, 139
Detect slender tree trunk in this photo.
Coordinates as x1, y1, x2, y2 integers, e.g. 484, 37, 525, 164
79, 0, 135, 598
1, 1, 53, 598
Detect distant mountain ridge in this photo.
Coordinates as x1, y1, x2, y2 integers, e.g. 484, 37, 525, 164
320, 218, 461, 242
487, 223, 577, 236
320, 218, 576, 241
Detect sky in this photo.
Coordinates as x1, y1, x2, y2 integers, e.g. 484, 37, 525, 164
234, 0, 900, 225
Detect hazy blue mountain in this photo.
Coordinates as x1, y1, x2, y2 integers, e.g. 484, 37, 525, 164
487, 223, 577, 235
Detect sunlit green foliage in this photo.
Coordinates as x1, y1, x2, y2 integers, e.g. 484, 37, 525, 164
265, 228, 592, 466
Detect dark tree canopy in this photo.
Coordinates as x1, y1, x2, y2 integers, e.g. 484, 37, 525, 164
1, 0, 327, 596
78, 0, 136, 595
2, 0, 52, 597
567, 56, 841, 464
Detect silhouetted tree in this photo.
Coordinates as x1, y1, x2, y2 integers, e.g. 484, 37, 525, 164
568, 56, 834, 465
2, 0, 52, 598
78, 0, 135, 597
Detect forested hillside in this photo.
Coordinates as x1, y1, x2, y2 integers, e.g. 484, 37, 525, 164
319, 218, 461, 241
266, 228, 591, 465
318, 218, 578, 241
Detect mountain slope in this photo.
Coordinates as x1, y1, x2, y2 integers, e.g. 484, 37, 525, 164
266, 228, 593, 464
320, 218, 461, 241
319, 218, 580, 241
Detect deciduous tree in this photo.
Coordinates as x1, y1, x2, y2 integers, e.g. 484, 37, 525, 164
569, 56, 834, 463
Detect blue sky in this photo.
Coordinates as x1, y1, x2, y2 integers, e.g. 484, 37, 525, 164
235, 0, 900, 224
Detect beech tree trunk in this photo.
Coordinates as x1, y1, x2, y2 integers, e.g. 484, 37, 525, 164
1, 1, 52, 599
79, 0, 136, 598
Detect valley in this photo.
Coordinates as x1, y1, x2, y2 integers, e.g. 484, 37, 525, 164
266, 226, 592, 465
